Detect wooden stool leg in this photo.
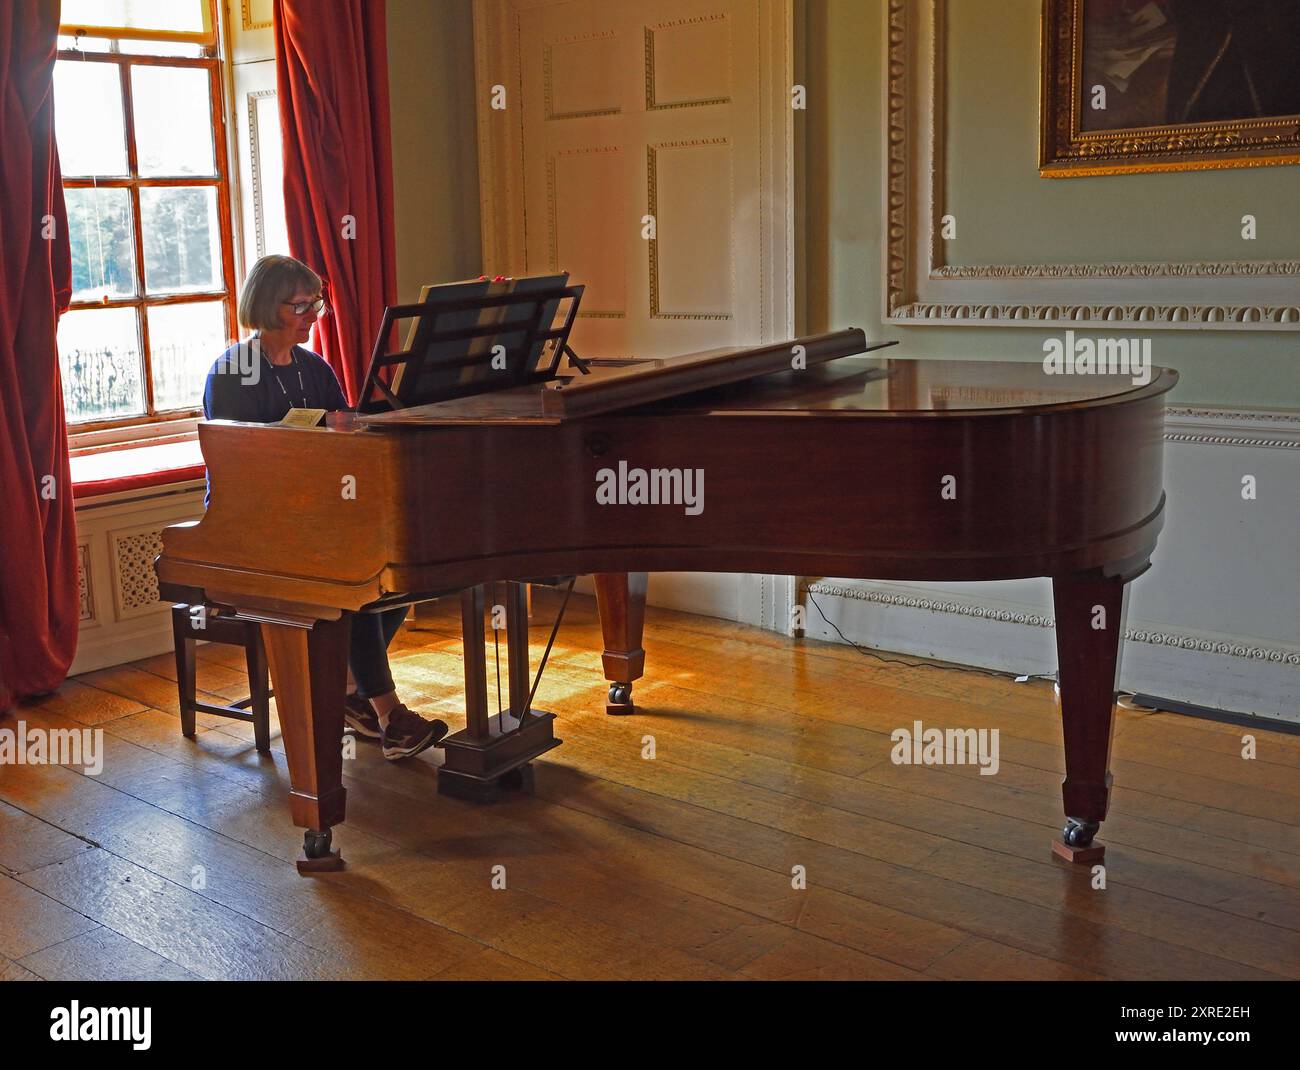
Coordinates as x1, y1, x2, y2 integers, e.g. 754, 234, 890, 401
246, 625, 272, 753
172, 605, 198, 739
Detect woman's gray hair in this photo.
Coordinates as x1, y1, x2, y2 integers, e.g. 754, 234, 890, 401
237, 255, 322, 331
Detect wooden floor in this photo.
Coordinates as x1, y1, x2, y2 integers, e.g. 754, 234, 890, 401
2, 591, 1298, 981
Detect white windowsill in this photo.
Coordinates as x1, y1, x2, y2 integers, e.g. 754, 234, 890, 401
69, 417, 200, 456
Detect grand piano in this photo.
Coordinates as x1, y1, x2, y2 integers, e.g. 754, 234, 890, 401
156, 281, 1178, 872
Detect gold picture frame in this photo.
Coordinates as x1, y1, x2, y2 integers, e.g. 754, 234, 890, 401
1039, 0, 1300, 177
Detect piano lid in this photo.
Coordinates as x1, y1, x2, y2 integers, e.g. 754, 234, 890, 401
359, 329, 894, 427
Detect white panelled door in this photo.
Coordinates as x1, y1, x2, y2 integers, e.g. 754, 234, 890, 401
477, 0, 792, 359
474, 0, 795, 628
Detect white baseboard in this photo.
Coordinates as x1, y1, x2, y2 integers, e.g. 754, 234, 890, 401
802, 578, 1298, 724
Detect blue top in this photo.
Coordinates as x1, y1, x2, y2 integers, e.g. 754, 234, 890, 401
202, 340, 347, 424
201, 340, 349, 504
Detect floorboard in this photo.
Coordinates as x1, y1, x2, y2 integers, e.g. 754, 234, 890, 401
3, 592, 1296, 981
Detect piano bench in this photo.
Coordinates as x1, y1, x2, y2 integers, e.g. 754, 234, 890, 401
170, 603, 273, 753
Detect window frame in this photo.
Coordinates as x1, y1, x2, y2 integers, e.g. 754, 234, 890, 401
58, 2, 237, 438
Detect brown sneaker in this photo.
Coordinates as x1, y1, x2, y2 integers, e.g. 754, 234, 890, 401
343, 693, 382, 739
381, 705, 448, 761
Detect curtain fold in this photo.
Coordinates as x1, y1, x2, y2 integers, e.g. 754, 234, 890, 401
273, 0, 398, 404
0, 1, 77, 709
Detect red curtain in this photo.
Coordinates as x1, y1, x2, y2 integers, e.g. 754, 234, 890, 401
274, 0, 398, 404
0, 1, 76, 709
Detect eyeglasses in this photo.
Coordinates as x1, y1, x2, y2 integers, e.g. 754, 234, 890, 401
283, 296, 327, 317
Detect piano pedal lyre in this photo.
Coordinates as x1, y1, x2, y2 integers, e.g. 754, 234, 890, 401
437, 582, 562, 803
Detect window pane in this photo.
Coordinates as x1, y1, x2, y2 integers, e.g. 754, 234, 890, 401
53, 61, 128, 176
140, 186, 222, 293
131, 66, 215, 177
58, 308, 146, 423
148, 302, 228, 411
61, 0, 209, 34
65, 188, 136, 302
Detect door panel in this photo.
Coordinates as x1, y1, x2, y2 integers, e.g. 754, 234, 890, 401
515, 0, 763, 359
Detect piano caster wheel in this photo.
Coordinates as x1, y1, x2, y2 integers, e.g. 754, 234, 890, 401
607, 683, 634, 715
296, 827, 343, 873
1052, 817, 1105, 864
303, 828, 333, 858
1062, 818, 1099, 848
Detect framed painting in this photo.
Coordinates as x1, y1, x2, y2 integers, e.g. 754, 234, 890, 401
1040, 0, 1300, 176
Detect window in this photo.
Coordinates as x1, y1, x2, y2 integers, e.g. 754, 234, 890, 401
55, 0, 235, 431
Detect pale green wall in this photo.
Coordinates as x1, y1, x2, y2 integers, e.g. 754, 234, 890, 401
386, 0, 1299, 409
804, 0, 1300, 409
945, 2, 1300, 264
386, 0, 483, 301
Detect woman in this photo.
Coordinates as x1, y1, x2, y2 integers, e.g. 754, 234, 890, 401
203, 254, 446, 761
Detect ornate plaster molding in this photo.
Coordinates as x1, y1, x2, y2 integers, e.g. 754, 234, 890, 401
884, 0, 1300, 330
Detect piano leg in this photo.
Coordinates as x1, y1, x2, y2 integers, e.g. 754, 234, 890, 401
594, 572, 647, 715
1051, 570, 1130, 864
260, 617, 349, 873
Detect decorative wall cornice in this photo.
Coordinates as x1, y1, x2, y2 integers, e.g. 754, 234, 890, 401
889, 302, 1300, 327
1165, 407, 1300, 423
1163, 432, 1300, 450
931, 262, 1300, 280
1163, 406, 1300, 449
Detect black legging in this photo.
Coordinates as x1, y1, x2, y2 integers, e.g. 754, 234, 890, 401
349, 606, 409, 699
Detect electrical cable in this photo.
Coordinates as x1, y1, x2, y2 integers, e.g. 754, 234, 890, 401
805, 591, 1058, 685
